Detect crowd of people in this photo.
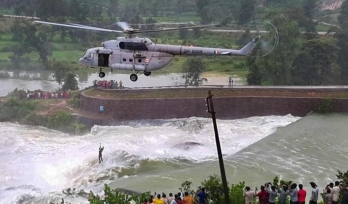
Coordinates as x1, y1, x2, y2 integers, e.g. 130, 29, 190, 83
140, 188, 206, 204
50, 180, 348, 204
93, 80, 124, 89
243, 181, 348, 204
21, 90, 70, 99
138, 180, 348, 204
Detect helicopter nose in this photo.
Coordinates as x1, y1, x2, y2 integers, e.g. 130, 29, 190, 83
79, 58, 85, 64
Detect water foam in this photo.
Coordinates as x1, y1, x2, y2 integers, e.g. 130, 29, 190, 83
0, 115, 300, 203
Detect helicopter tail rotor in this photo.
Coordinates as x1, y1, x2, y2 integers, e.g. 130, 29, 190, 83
236, 19, 279, 57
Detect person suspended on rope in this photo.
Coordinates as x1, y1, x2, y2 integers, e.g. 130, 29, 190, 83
99, 143, 104, 163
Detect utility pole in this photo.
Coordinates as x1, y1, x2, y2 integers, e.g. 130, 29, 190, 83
205, 90, 230, 204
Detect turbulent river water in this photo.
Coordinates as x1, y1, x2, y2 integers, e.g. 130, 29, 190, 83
1, 113, 347, 204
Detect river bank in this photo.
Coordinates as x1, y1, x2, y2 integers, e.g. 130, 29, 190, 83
106, 113, 348, 203
2, 85, 348, 134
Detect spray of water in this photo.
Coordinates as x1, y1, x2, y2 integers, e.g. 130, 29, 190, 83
0, 115, 300, 203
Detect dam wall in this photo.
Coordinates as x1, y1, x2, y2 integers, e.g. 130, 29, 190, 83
79, 87, 348, 125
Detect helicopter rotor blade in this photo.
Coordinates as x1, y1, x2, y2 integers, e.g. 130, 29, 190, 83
127, 21, 196, 26
34, 20, 124, 33
135, 24, 218, 33
117, 22, 130, 31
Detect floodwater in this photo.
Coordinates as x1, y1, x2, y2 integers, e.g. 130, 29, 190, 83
0, 115, 300, 204
1, 113, 348, 204
0, 70, 243, 97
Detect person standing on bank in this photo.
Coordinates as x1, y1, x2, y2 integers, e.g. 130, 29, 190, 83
298, 184, 306, 204
309, 182, 319, 204
228, 76, 233, 87
99, 143, 104, 163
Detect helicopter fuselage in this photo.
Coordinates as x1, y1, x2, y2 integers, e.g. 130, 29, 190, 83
79, 36, 258, 73
34, 20, 263, 82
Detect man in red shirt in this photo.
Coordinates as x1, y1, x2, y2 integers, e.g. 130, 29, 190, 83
256, 186, 269, 204
298, 184, 306, 204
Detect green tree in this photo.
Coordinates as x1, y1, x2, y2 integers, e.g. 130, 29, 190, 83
179, 24, 189, 39
202, 175, 224, 204
49, 61, 73, 85
301, 0, 319, 39
249, 9, 302, 85
336, 170, 348, 184
182, 57, 208, 86
62, 73, 79, 91
47, 111, 86, 134
338, 0, 348, 29
69, 0, 89, 21
246, 56, 263, 85
196, 0, 210, 14
0, 98, 36, 122
336, 0, 348, 83
236, 0, 256, 26
36, 0, 69, 20
11, 20, 52, 64
291, 38, 339, 85
108, 0, 119, 20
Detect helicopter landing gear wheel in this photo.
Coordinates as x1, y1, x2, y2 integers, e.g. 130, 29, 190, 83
144, 71, 151, 76
99, 72, 106, 78
130, 73, 138, 82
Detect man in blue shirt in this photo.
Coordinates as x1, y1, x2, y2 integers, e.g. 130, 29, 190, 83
197, 187, 207, 204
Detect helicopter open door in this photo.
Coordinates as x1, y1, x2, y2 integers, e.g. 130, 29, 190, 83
97, 49, 113, 67
98, 54, 109, 67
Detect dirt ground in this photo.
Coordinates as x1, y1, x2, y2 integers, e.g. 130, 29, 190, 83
36, 100, 74, 116
201, 73, 245, 86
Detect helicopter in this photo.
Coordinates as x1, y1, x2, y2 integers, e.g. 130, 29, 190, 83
34, 21, 265, 82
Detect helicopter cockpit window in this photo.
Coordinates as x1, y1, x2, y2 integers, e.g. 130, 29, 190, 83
83, 52, 92, 59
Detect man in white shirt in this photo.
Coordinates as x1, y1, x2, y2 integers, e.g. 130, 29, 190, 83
309, 182, 319, 204
243, 186, 255, 204
332, 181, 341, 204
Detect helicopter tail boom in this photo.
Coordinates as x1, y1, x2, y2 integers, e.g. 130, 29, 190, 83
150, 36, 260, 57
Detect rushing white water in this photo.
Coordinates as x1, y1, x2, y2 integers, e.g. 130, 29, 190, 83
0, 115, 299, 204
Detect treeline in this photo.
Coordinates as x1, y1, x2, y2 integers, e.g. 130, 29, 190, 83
2, 0, 348, 85
246, 0, 348, 85
1, 0, 313, 24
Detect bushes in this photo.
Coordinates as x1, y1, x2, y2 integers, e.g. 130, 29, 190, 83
0, 98, 36, 121
0, 90, 87, 134
24, 113, 48, 126
201, 175, 225, 204
90, 184, 151, 204
89, 172, 340, 204
47, 111, 87, 135
67, 91, 82, 109
316, 98, 333, 113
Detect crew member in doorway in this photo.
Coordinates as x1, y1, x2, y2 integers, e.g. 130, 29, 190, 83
99, 143, 104, 163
